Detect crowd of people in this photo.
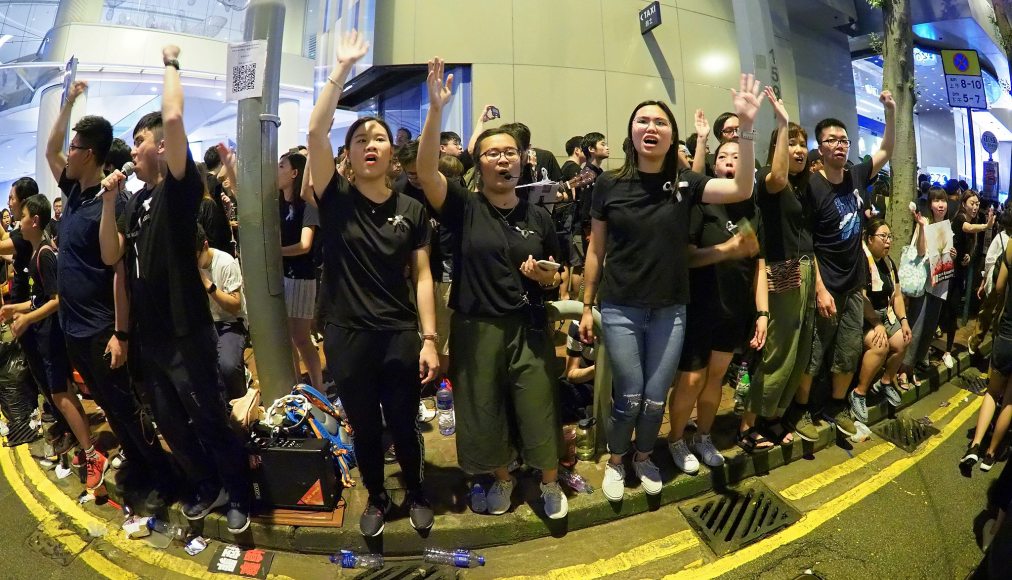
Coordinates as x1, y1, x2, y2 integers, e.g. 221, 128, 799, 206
2, 31, 1010, 543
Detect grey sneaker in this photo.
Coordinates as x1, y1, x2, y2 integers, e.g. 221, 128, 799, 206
793, 410, 819, 442
668, 439, 700, 475
691, 433, 725, 468
632, 457, 663, 495
826, 404, 857, 437
873, 381, 902, 407
849, 390, 869, 424
469, 482, 487, 514
601, 462, 625, 502
486, 477, 515, 515
540, 481, 569, 519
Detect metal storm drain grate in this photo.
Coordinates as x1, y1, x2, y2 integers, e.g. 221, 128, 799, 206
679, 479, 801, 556
352, 563, 457, 580
872, 418, 938, 452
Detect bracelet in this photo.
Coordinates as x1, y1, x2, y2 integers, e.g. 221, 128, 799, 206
326, 76, 340, 87
114, 330, 130, 341
739, 129, 757, 141
421, 333, 438, 342
756, 310, 770, 319
899, 316, 908, 322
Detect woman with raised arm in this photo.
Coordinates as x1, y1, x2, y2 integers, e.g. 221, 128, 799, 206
579, 75, 763, 502
305, 30, 440, 538
415, 59, 567, 520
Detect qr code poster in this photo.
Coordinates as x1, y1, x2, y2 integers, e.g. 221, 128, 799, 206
226, 40, 268, 102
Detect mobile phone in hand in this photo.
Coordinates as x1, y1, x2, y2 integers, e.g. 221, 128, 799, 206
488, 106, 500, 119
537, 259, 560, 271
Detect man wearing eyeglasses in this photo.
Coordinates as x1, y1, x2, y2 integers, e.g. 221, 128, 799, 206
788, 90, 896, 442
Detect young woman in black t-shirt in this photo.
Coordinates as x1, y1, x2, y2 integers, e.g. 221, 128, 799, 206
306, 31, 440, 538
941, 190, 993, 367
416, 59, 568, 521
579, 75, 764, 502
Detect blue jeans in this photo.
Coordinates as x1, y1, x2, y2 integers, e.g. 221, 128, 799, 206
601, 302, 686, 456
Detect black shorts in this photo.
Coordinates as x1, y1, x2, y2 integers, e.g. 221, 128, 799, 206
992, 334, 1012, 376
22, 325, 71, 395
679, 301, 752, 372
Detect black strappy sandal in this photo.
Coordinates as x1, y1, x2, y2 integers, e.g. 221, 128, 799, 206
737, 428, 774, 453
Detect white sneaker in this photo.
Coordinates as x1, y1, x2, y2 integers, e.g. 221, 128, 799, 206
601, 462, 626, 502
668, 439, 700, 475
540, 481, 569, 519
632, 457, 663, 495
486, 477, 515, 515
690, 433, 725, 468
942, 352, 955, 369
416, 399, 436, 423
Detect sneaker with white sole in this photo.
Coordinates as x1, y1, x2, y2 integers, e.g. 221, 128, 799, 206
848, 390, 869, 424
690, 433, 725, 468
416, 399, 436, 423
486, 477, 515, 515
981, 453, 996, 472
872, 381, 902, 407
469, 482, 487, 514
668, 439, 700, 475
961, 444, 980, 468
540, 481, 569, 519
601, 462, 626, 501
632, 457, 663, 495
942, 352, 955, 369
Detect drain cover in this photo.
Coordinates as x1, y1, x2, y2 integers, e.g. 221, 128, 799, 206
871, 417, 938, 452
679, 479, 801, 556
352, 563, 457, 580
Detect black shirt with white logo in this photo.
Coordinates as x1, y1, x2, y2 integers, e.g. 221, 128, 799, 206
806, 160, 873, 295
755, 166, 813, 263
279, 197, 319, 280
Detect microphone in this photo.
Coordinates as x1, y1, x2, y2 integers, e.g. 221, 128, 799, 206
93, 162, 135, 199
502, 173, 516, 181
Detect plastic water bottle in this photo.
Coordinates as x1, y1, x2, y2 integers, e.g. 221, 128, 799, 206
330, 550, 384, 569
436, 381, 455, 436
733, 362, 750, 416
423, 547, 486, 568
558, 466, 595, 494
146, 518, 187, 542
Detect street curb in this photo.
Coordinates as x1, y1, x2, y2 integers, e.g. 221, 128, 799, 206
25, 340, 991, 555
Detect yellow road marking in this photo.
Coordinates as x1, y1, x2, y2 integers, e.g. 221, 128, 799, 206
664, 395, 982, 579
0, 446, 138, 579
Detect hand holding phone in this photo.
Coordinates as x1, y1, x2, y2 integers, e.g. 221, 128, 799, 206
537, 259, 560, 271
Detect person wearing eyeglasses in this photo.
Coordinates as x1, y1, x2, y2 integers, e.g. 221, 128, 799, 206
794, 90, 895, 439
848, 218, 911, 423
417, 58, 567, 521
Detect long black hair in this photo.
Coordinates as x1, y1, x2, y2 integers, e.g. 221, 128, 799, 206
612, 100, 681, 183
279, 152, 307, 213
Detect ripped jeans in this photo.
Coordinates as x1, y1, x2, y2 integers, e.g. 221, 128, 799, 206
600, 302, 686, 456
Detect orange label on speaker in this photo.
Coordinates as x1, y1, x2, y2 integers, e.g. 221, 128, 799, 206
297, 480, 324, 505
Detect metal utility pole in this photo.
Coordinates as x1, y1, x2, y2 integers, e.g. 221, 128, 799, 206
237, 0, 296, 401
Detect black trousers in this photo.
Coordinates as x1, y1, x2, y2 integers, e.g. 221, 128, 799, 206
134, 324, 250, 501
325, 325, 423, 497
65, 327, 168, 487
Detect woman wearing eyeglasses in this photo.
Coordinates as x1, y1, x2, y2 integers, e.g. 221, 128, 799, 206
847, 218, 911, 424
416, 59, 567, 520
579, 74, 763, 501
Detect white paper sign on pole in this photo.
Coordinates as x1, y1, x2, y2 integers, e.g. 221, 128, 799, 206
226, 40, 268, 102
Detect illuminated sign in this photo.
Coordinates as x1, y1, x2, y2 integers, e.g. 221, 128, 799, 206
640, 1, 661, 35
942, 49, 986, 110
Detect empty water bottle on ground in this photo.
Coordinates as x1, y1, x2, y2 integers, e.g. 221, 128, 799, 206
146, 518, 187, 542
423, 547, 486, 568
733, 362, 750, 416
436, 381, 455, 436
558, 465, 595, 494
330, 550, 384, 569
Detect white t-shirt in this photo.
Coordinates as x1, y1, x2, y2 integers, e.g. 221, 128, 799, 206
984, 232, 1009, 295
201, 248, 246, 323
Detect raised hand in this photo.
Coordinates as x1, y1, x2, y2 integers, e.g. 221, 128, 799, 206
481, 104, 498, 123
67, 81, 88, 103
879, 90, 896, 113
764, 86, 788, 127
336, 29, 369, 68
162, 44, 181, 64
732, 73, 764, 124
694, 109, 710, 138
426, 57, 454, 110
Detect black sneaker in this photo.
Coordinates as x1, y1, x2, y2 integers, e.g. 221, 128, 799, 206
383, 444, 397, 465
981, 453, 996, 472
143, 487, 168, 514
360, 493, 391, 537
226, 500, 251, 534
961, 444, 981, 467
407, 491, 434, 531
182, 487, 228, 520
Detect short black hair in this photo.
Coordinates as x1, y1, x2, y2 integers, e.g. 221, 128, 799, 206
11, 177, 38, 203
396, 127, 412, 139
581, 132, 606, 159
440, 131, 462, 146
685, 133, 699, 157
72, 115, 114, 165
814, 118, 848, 142
958, 180, 969, 191
22, 194, 51, 230
195, 223, 208, 252
105, 138, 132, 174
396, 139, 420, 166
133, 111, 163, 141
204, 146, 221, 171
501, 122, 531, 150
712, 112, 738, 139
565, 135, 583, 156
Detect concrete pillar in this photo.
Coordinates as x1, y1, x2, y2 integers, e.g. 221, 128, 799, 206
732, 0, 780, 164
278, 99, 300, 153
54, 0, 103, 26
35, 85, 87, 202
237, 0, 296, 402
281, 0, 306, 56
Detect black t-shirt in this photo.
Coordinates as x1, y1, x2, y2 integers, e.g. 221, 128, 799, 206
279, 197, 320, 280
690, 197, 759, 319
28, 243, 60, 340
198, 195, 232, 256
560, 160, 581, 182
57, 170, 123, 338
952, 215, 973, 265
866, 256, 895, 311
755, 166, 814, 262
591, 169, 711, 307
807, 160, 873, 294
9, 228, 32, 303
45, 219, 60, 247
577, 164, 605, 232
117, 153, 213, 338
439, 179, 561, 317
553, 161, 583, 236
315, 173, 431, 330
520, 147, 563, 186
394, 174, 454, 282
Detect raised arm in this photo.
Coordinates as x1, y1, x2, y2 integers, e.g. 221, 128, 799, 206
161, 45, 188, 181
308, 30, 369, 199
691, 109, 710, 175
913, 210, 927, 257
416, 58, 455, 213
468, 104, 496, 157
870, 91, 895, 175
701, 74, 762, 204
763, 86, 790, 194
99, 172, 127, 265
962, 207, 995, 234
46, 81, 88, 181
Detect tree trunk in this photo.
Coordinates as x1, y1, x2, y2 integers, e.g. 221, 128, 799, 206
880, 0, 916, 263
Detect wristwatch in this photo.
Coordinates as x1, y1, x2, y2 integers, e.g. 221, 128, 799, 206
206, 283, 217, 295
164, 59, 180, 71
756, 310, 770, 319
114, 330, 130, 342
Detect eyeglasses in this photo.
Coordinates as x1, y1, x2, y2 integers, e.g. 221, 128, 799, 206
820, 138, 850, 148
481, 148, 521, 161
68, 144, 90, 152
873, 233, 894, 241
720, 127, 739, 136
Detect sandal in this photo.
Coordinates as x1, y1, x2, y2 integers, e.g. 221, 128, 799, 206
737, 428, 774, 453
764, 419, 795, 445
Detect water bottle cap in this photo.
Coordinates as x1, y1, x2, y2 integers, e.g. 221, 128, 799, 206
340, 550, 355, 568
478, 556, 486, 566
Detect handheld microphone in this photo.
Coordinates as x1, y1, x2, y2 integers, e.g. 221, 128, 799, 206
93, 162, 135, 199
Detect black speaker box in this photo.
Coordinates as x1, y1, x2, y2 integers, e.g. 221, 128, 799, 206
250, 438, 338, 512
